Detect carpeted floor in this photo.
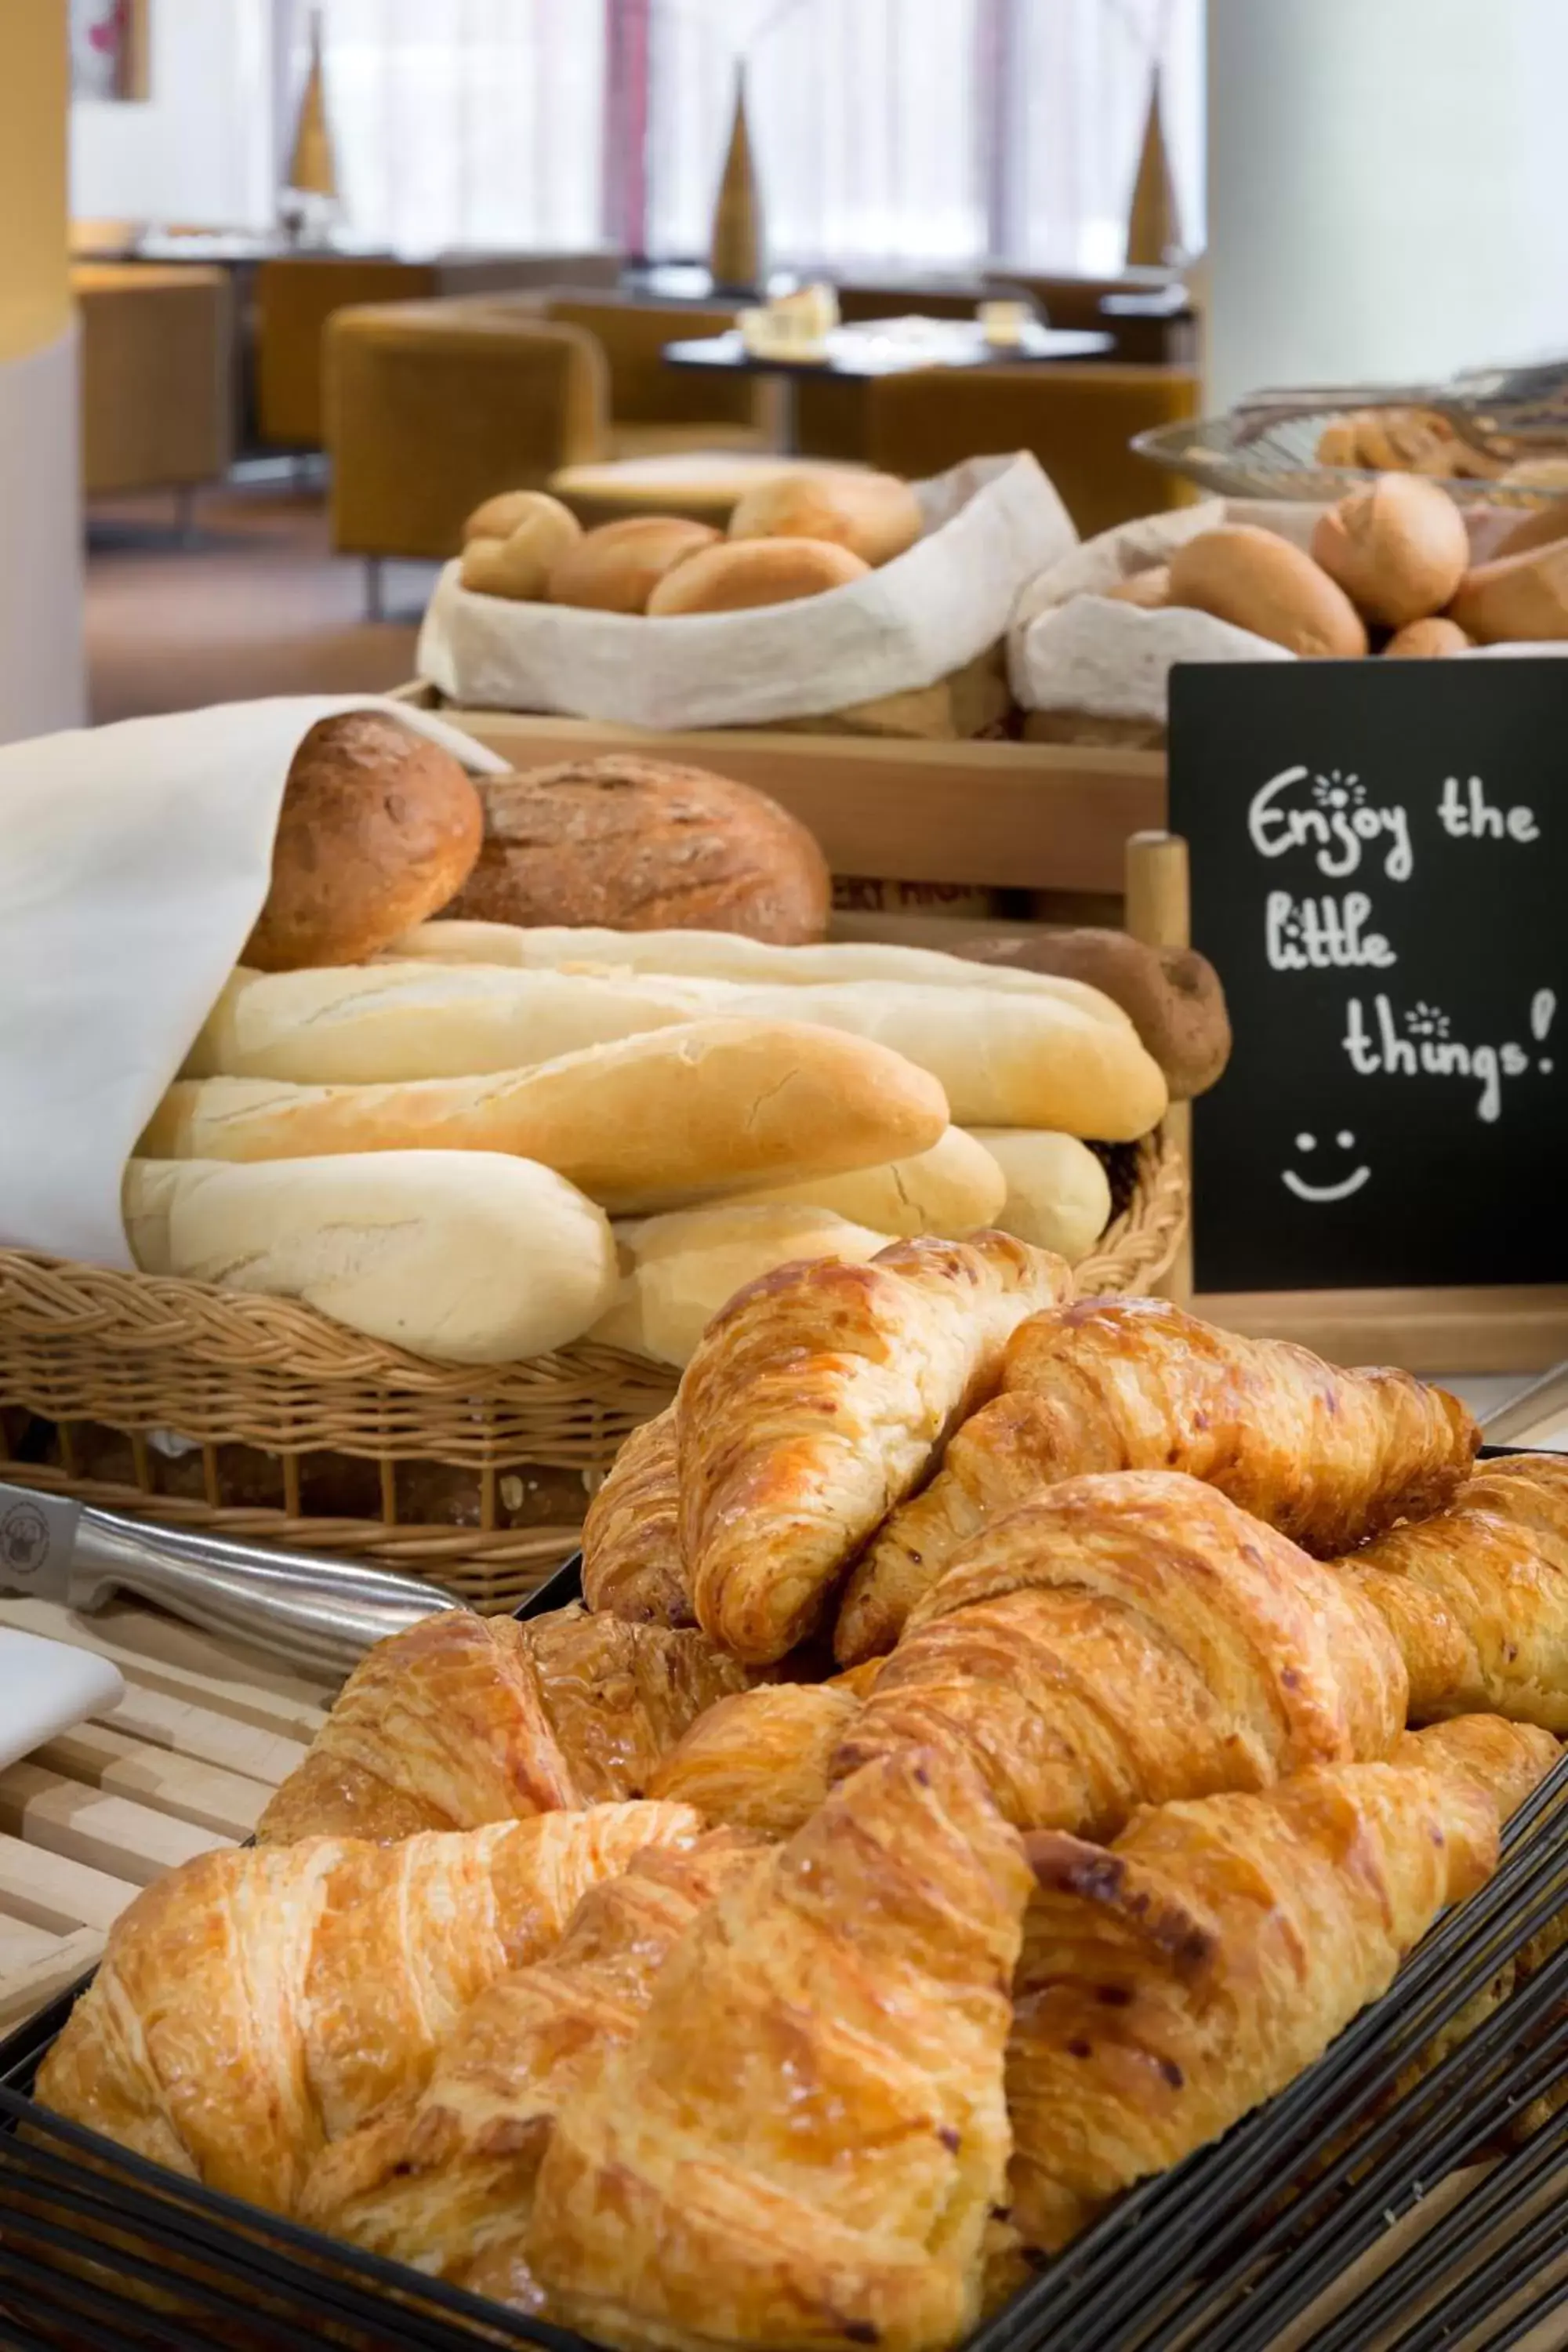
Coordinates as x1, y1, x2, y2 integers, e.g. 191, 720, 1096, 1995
85, 477, 441, 724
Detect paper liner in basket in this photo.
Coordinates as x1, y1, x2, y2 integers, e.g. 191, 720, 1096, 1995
415, 453, 1077, 729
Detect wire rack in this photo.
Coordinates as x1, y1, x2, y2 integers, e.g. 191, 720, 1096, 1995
1131, 414, 1559, 511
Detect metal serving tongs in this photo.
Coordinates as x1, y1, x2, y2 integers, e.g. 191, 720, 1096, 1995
0, 1479, 461, 1681
1231, 351, 1568, 463
1478, 1363, 1568, 1450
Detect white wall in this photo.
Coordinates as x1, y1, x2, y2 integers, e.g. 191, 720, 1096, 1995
71, 0, 277, 228
1207, 0, 1568, 406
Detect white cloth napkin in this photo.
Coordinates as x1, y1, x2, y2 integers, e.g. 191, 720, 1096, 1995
0, 695, 504, 1271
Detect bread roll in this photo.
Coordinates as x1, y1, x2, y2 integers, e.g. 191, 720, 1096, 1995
123, 1153, 617, 1364
459, 494, 581, 601
711, 1127, 1007, 1239
141, 1019, 952, 1218
463, 488, 579, 550
245, 714, 484, 972
1311, 476, 1470, 627
1490, 502, 1568, 561
1167, 526, 1370, 658
1106, 566, 1173, 610
1383, 616, 1473, 659
645, 538, 868, 617
443, 757, 831, 945
954, 930, 1232, 1101
1449, 539, 1568, 642
591, 1205, 891, 1367
1497, 460, 1568, 493
727, 470, 924, 567
547, 517, 720, 615
961, 1131, 1112, 1263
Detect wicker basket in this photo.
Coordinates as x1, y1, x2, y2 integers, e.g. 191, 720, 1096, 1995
0, 1132, 1185, 1613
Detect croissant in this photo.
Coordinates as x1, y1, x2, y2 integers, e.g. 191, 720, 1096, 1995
582, 1405, 691, 1626
1344, 1455, 1568, 1730
528, 1750, 1033, 2352
647, 1683, 863, 1838
1007, 1722, 1539, 2254
35, 1800, 702, 2219
299, 1829, 764, 2305
833, 1472, 1406, 1838
256, 1602, 745, 1844
679, 1232, 1069, 1664
837, 1298, 1477, 1661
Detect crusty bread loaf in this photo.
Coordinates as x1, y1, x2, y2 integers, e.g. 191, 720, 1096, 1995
1449, 539, 1568, 643
443, 757, 831, 944
142, 1018, 952, 1217
463, 488, 579, 550
1383, 616, 1473, 659
1167, 526, 1369, 658
961, 1130, 1112, 1263
590, 1204, 891, 1367
124, 1152, 617, 1363
546, 517, 720, 615
711, 1127, 1007, 1239
1106, 566, 1173, 610
645, 537, 869, 618
726, 470, 924, 567
1311, 476, 1470, 627
245, 714, 484, 973
953, 929, 1232, 1101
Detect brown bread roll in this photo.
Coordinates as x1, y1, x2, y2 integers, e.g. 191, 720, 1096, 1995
1312, 475, 1470, 627
459, 493, 581, 600
1167, 526, 1369, 659
547, 516, 721, 615
727, 469, 924, 566
646, 537, 869, 617
1384, 616, 1473, 659
1490, 500, 1568, 561
1449, 539, 1568, 643
443, 756, 830, 944
955, 927, 1231, 1100
1105, 565, 1172, 610
244, 713, 484, 973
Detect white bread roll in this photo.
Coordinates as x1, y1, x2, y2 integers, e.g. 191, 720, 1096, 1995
140, 1019, 949, 1217
592, 1204, 890, 1367
123, 1153, 617, 1364
645, 537, 868, 617
710, 1127, 1006, 1238
963, 1129, 1112, 1263
190, 959, 1164, 1138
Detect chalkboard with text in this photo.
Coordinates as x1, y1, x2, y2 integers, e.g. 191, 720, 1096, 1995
1170, 658, 1568, 1294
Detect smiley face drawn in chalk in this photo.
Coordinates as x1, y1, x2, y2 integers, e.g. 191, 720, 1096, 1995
1282, 1129, 1372, 1203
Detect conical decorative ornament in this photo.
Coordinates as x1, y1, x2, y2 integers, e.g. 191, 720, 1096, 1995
287, 11, 339, 202
1125, 64, 1181, 267
709, 65, 764, 292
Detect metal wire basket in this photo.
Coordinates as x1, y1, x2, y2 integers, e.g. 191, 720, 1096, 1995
1132, 413, 1561, 510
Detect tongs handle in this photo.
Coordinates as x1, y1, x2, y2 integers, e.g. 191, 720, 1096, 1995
1478, 1362, 1568, 1449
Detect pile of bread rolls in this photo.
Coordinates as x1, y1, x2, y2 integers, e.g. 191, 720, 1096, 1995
1315, 407, 1568, 496
458, 469, 924, 619
1120, 473, 1568, 654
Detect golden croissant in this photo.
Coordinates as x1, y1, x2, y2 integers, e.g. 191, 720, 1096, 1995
837, 1297, 1476, 1661
256, 1601, 745, 1844
679, 1232, 1069, 1664
1344, 1455, 1568, 1730
1007, 1720, 1543, 2255
35, 1800, 702, 2219
299, 1829, 764, 2306
834, 1472, 1406, 1837
647, 1682, 863, 1838
528, 1750, 1034, 2352
582, 1404, 691, 1626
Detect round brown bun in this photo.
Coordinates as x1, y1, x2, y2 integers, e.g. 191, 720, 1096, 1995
546, 516, 721, 614
462, 488, 579, 550
1167, 525, 1369, 659
245, 713, 484, 972
1311, 474, 1470, 627
646, 537, 869, 618
1105, 564, 1173, 610
1383, 616, 1473, 659
458, 494, 580, 601
1491, 499, 1568, 562
443, 755, 831, 944
728, 468, 924, 566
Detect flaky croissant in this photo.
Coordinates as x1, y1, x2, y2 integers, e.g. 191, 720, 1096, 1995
647, 1683, 863, 1838
834, 1472, 1406, 1837
582, 1404, 691, 1626
1345, 1455, 1568, 1730
528, 1750, 1033, 2352
837, 1298, 1477, 1661
1006, 1721, 1540, 2254
679, 1232, 1069, 1664
36, 1800, 702, 2218
299, 1829, 764, 2305
256, 1602, 745, 1844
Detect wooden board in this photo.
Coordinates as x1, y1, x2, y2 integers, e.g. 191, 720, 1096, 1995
0, 1594, 332, 2034
1196, 1285, 1568, 1376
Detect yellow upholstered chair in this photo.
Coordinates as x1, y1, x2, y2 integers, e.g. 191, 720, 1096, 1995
541, 297, 769, 456
256, 257, 437, 450
74, 263, 236, 517
864, 361, 1200, 539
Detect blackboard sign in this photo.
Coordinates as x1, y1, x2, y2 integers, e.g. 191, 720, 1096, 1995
1169, 659, 1568, 1294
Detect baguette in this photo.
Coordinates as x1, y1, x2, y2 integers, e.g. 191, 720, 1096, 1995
140, 1019, 952, 1217
590, 1204, 891, 1367
964, 1130, 1112, 1262
123, 1153, 618, 1363
188, 960, 1167, 1138
710, 1127, 1007, 1237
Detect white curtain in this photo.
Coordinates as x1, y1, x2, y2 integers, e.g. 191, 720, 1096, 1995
288, 0, 608, 253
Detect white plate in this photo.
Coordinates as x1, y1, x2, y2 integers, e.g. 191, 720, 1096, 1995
0, 1628, 125, 1770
